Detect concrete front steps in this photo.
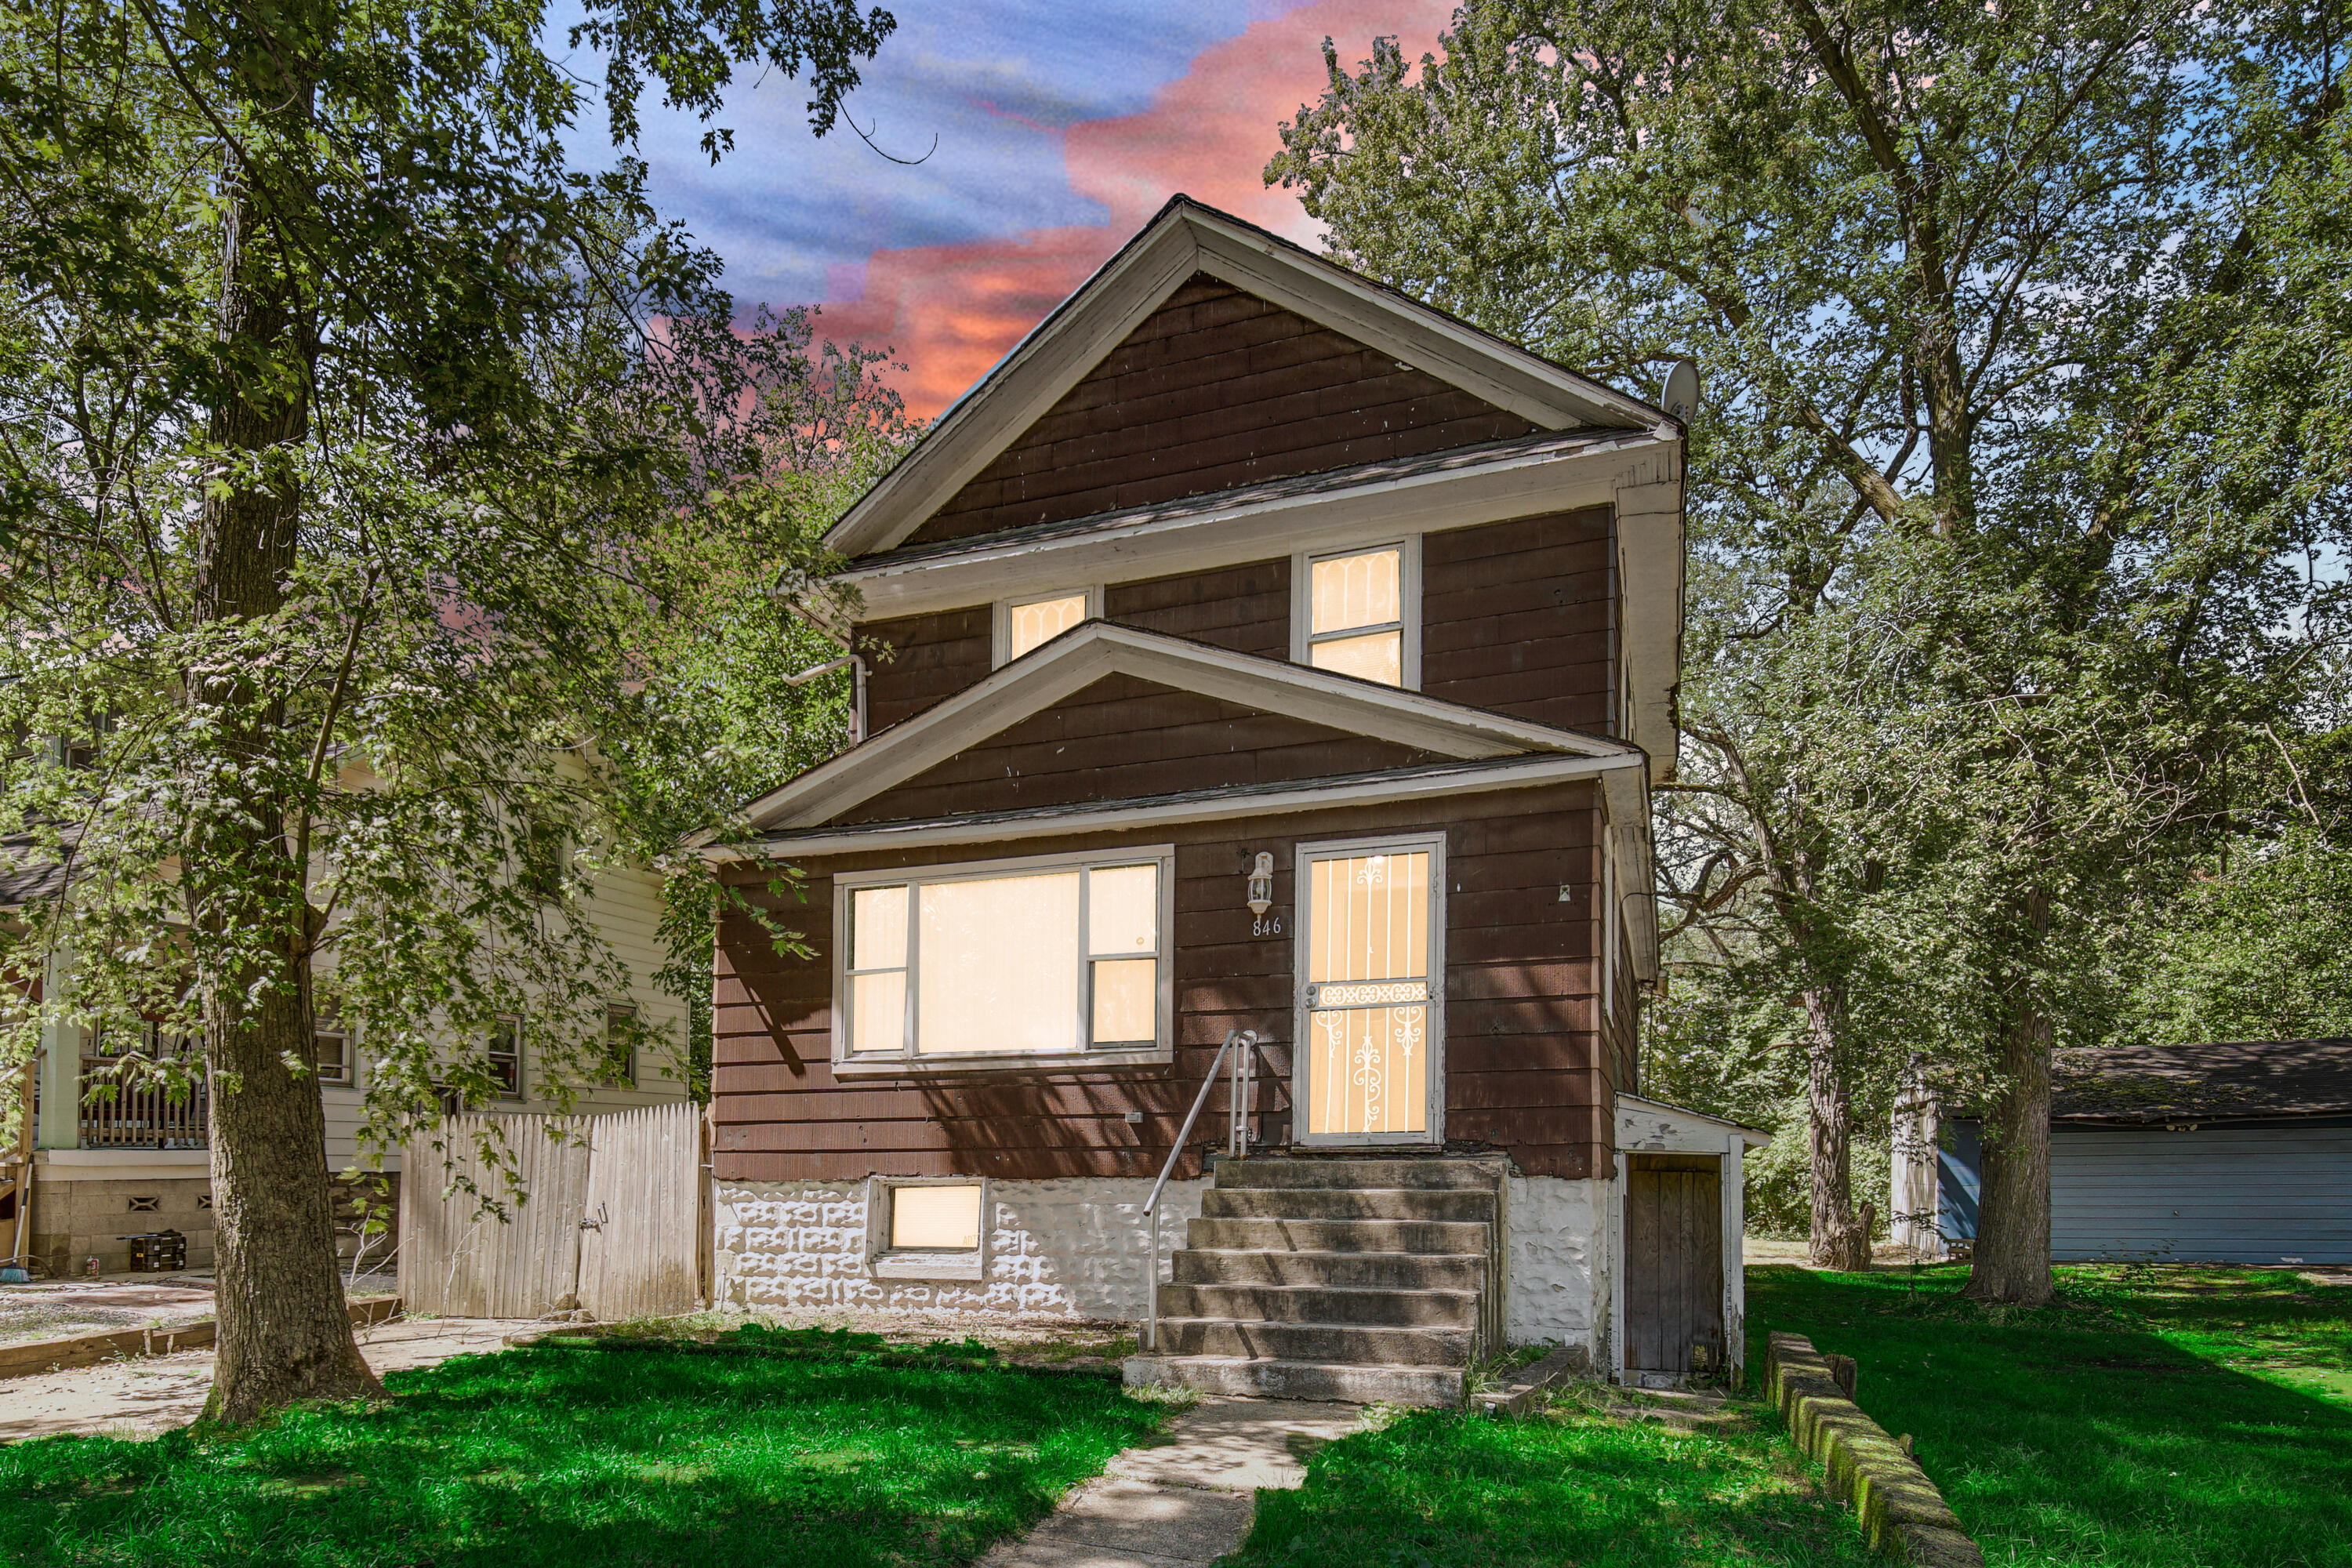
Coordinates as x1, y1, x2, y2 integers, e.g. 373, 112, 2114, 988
1125, 1156, 1501, 1408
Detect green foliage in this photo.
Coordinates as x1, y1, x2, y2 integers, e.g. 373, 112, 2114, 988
1226, 1398, 1878, 1567
1269, 2, 2352, 1272
0, 0, 907, 1185
1747, 1265, 2352, 1565
2120, 829, 2352, 1044
0, 1340, 1164, 1566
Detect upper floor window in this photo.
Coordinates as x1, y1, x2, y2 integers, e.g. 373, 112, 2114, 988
314, 1015, 352, 1085
487, 1019, 524, 1100
994, 588, 1100, 666
838, 848, 1172, 1068
1294, 540, 1419, 688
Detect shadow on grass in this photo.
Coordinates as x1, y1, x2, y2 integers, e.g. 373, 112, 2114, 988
1747, 1265, 2352, 1568
1225, 1399, 1879, 1568
0, 1343, 1164, 1568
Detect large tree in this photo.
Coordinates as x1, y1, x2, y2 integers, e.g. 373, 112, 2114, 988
0, 0, 898, 1421
1270, 0, 2350, 1298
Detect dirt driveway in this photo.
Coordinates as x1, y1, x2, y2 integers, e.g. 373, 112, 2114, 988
0, 1314, 541, 1444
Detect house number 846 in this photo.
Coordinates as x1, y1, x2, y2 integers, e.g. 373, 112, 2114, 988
1252, 915, 1284, 937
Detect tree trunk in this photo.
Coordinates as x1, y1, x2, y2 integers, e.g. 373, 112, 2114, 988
1801, 987, 1873, 1271
192, 154, 379, 1425
1963, 1007, 2053, 1305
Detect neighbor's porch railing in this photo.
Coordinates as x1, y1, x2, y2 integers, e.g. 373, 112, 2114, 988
1141, 1028, 1257, 1353
78, 1058, 209, 1149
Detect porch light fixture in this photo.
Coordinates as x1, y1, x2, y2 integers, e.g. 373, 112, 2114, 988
1246, 852, 1274, 917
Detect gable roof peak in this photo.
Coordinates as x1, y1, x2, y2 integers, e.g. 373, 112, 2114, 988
826, 198, 1671, 560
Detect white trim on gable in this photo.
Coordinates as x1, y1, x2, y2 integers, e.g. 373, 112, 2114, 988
730, 622, 1638, 834
717, 752, 1642, 862
826, 197, 1669, 560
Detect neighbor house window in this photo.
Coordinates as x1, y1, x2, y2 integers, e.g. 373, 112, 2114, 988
314, 1017, 352, 1085
840, 848, 1172, 1065
1295, 541, 1418, 688
602, 1004, 637, 1088
867, 1178, 988, 1279
993, 588, 1101, 665
487, 1020, 523, 1099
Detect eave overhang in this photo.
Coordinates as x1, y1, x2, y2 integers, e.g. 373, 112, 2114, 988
710, 752, 1645, 862
829, 426, 1679, 625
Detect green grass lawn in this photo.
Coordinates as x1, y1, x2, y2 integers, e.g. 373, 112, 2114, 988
1747, 1264, 2352, 1568
1223, 1389, 1880, 1568
0, 1334, 1165, 1567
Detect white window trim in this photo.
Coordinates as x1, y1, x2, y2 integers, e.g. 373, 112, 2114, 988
866, 1174, 990, 1281
832, 844, 1177, 1076
991, 585, 1103, 668
1289, 536, 1421, 690
1290, 829, 1448, 1147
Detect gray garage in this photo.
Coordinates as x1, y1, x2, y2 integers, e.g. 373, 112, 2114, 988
1915, 1039, 2352, 1266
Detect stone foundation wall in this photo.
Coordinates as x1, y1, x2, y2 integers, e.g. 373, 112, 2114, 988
714, 1176, 1208, 1320
1505, 1174, 1606, 1349
26, 1169, 401, 1278
31, 1176, 216, 1276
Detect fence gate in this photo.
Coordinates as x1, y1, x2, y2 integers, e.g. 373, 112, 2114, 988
400, 1101, 706, 1319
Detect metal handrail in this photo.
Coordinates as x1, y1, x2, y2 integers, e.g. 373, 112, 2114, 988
1142, 1028, 1257, 1353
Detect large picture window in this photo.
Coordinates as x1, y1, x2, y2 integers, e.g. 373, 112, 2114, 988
840, 848, 1173, 1066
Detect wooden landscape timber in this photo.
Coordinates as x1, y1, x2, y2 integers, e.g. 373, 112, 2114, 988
0, 1295, 401, 1381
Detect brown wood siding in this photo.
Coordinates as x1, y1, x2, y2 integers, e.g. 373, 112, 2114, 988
712, 784, 1615, 1185
902, 276, 1540, 546
855, 502, 1620, 739
1103, 557, 1289, 658
860, 606, 990, 736
839, 674, 1442, 824
1421, 507, 1617, 735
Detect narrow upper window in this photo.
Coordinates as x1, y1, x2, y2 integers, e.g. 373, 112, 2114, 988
1301, 543, 1415, 687
602, 1004, 637, 1088
314, 1016, 352, 1085
997, 587, 1096, 662
487, 1019, 524, 1099
841, 849, 1171, 1065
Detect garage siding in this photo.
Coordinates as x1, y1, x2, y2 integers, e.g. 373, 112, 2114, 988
2049, 1121, 2352, 1265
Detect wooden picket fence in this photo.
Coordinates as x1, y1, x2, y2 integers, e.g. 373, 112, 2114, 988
399, 1101, 705, 1320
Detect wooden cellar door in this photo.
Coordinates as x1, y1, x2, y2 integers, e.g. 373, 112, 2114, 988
1624, 1153, 1726, 1377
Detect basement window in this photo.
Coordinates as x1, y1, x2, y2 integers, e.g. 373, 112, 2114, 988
837, 847, 1173, 1073
868, 1178, 987, 1281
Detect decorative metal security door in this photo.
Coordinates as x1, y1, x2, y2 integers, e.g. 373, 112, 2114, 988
1295, 836, 1443, 1144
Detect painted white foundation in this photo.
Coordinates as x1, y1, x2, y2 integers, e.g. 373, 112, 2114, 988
1504, 1174, 1608, 1349
713, 1176, 1206, 1320
717, 1168, 1618, 1354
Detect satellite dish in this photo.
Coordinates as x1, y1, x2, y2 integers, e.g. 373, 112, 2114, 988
1660, 357, 1701, 423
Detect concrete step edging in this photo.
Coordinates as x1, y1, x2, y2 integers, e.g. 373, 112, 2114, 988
1762, 1330, 1984, 1566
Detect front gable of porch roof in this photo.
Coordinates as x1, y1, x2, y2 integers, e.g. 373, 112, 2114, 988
727, 620, 1639, 837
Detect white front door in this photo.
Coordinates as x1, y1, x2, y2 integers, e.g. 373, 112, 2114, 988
1294, 834, 1445, 1145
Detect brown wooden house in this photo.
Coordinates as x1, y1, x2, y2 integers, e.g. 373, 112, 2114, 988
703, 198, 1760, 1402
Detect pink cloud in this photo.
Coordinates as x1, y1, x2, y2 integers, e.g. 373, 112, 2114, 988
818, 0, 1454, 419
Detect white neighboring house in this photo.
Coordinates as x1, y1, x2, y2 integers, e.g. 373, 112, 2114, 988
6, 844, 689, 1279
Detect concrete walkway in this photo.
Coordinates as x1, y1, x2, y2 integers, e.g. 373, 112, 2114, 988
979, 1396, 1361, 1568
